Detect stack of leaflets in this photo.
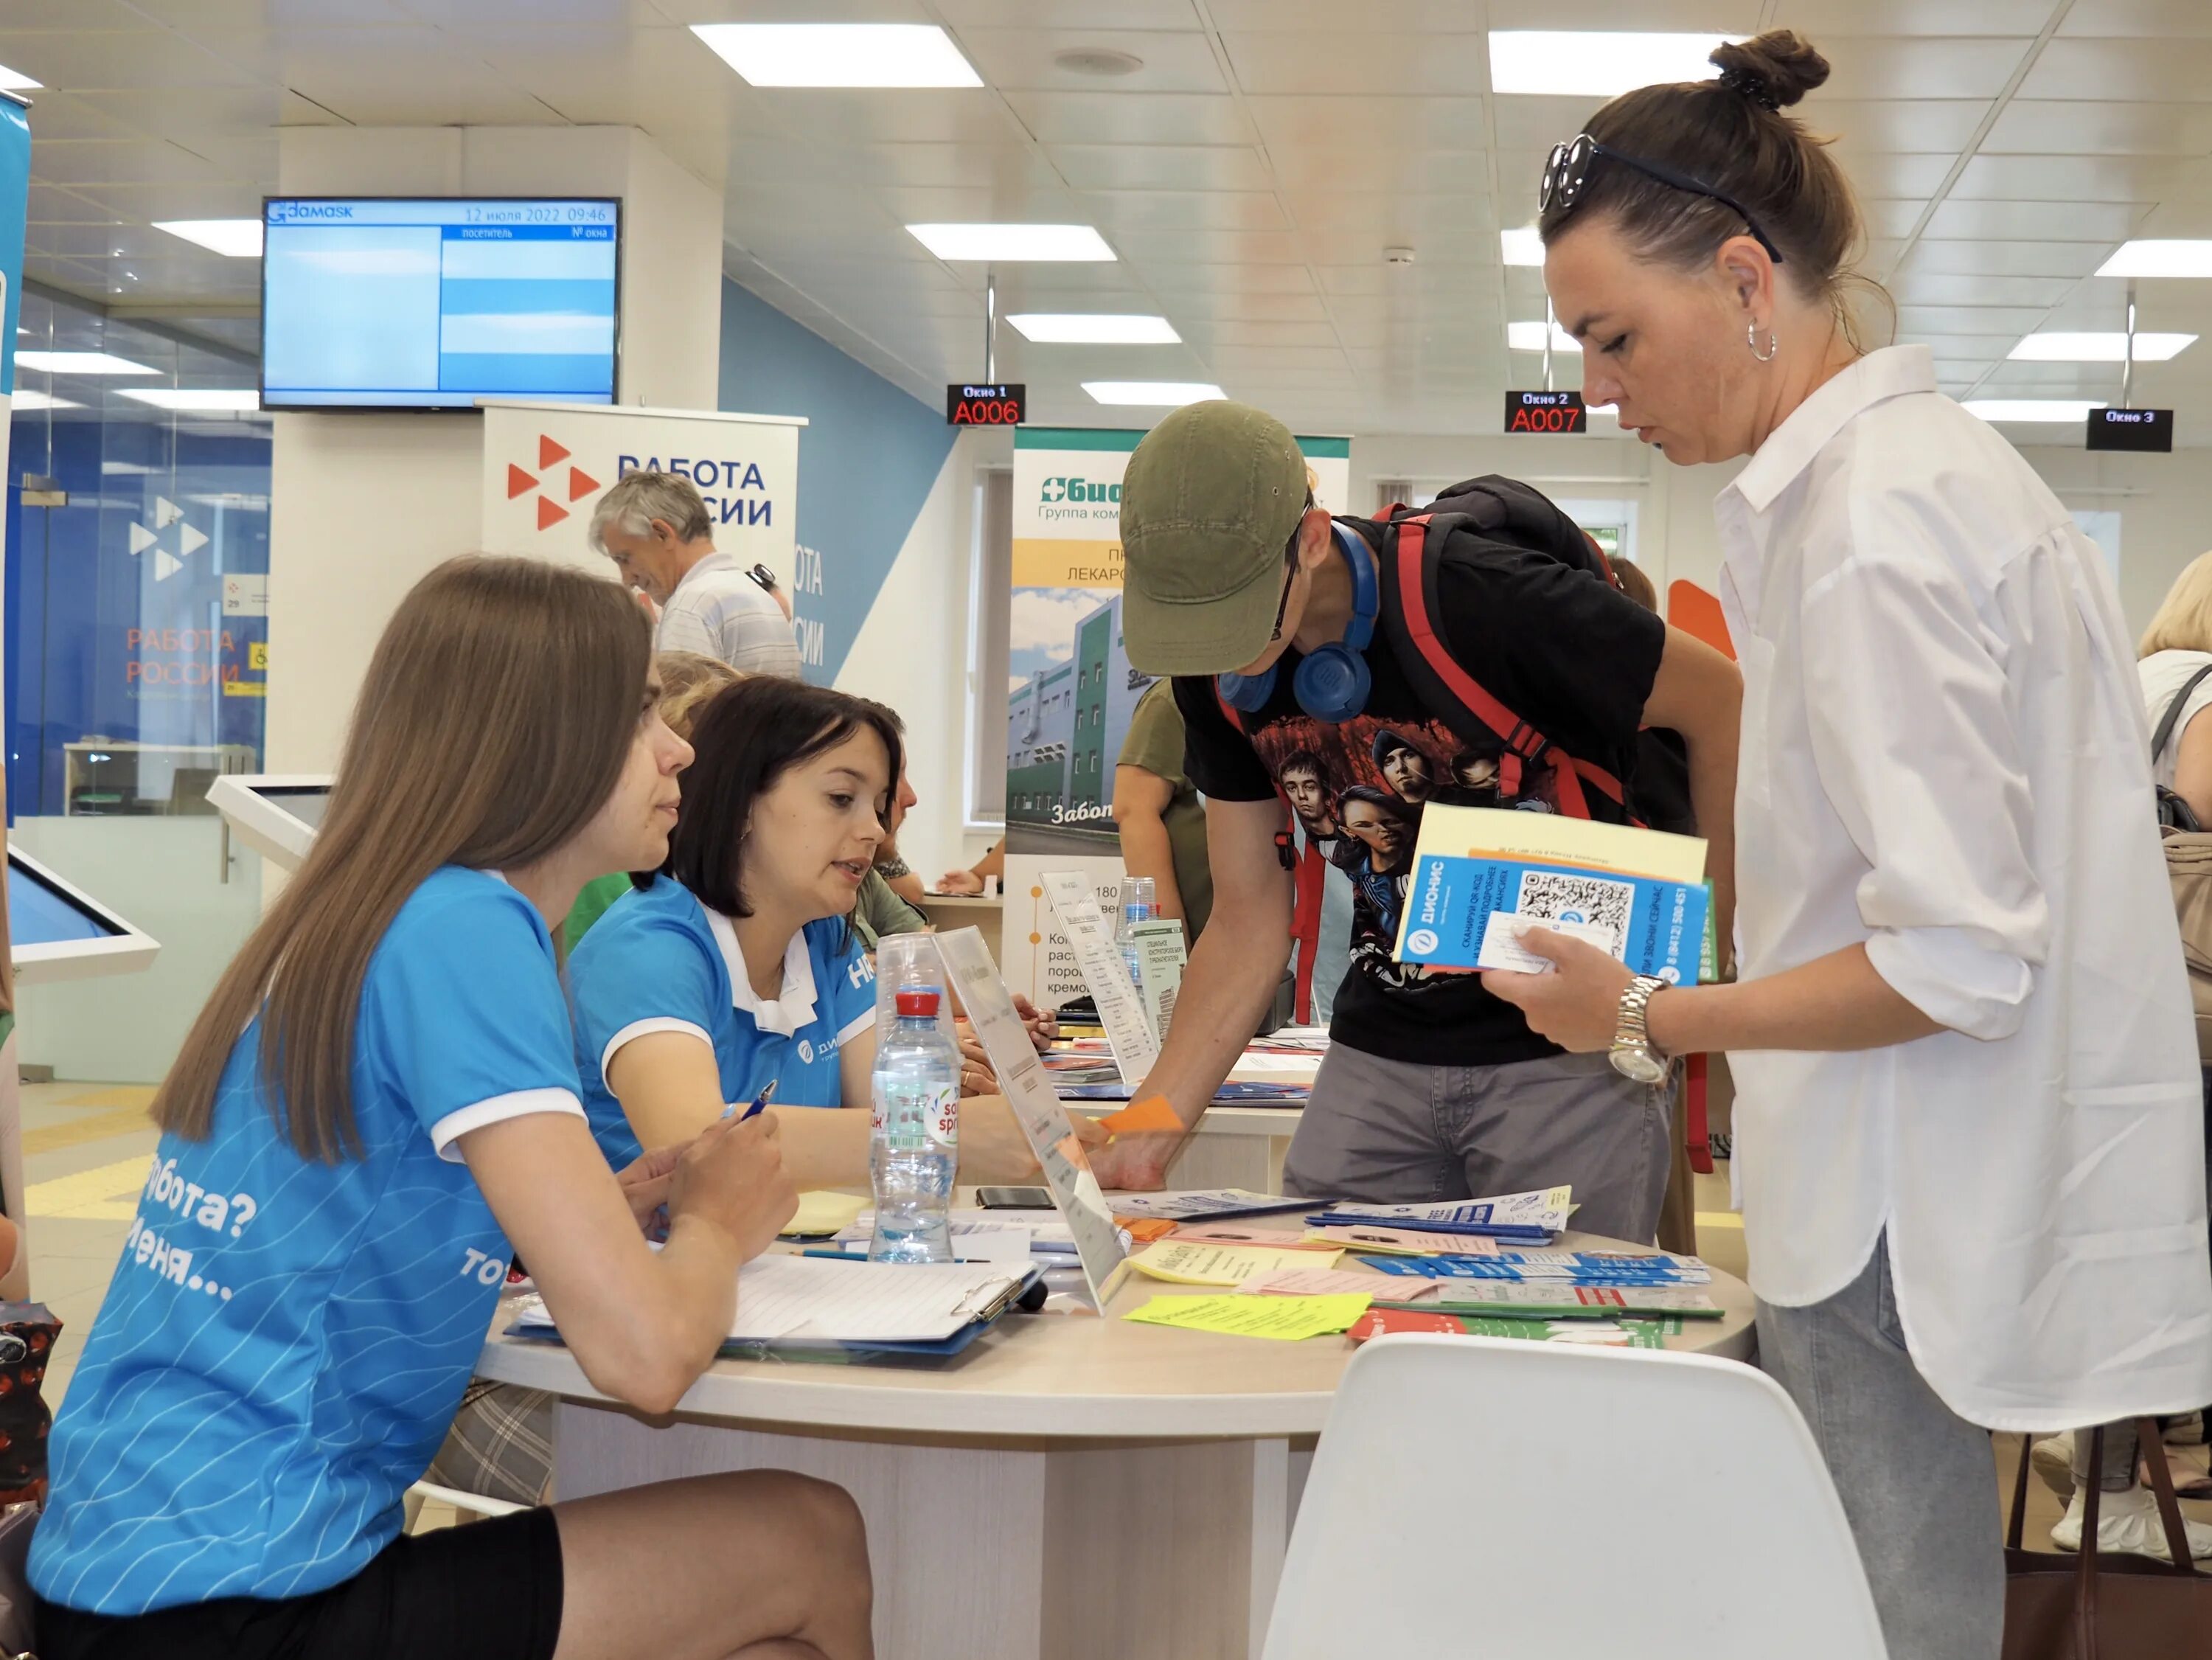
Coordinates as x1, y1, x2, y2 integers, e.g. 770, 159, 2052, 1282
1307, 1187, 1576, 1246
1391, 804, 1711, 982
1362, 1249, 1711, 1286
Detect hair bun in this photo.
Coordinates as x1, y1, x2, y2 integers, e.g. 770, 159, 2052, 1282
1710, 30, 1829, 111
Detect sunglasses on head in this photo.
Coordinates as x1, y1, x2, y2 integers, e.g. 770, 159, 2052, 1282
1540, 133, 1786, 266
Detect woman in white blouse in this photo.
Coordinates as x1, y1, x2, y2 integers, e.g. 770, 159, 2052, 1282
1489, 29, 2212, 1660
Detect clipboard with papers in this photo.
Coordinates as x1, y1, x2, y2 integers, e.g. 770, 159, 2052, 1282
507, 1254, 1042, 1361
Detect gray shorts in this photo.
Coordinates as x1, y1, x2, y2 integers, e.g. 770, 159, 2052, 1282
1281, 1044, 1673, 1244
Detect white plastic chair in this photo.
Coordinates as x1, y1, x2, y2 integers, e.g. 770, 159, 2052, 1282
1262, 1334, 1888, 1660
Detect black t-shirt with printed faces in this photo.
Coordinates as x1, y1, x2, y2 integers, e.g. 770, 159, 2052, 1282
1174, 520, 1667, 1069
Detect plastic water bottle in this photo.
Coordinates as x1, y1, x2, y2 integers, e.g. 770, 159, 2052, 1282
1119, 876, 1155, 993
868, 987, 960, 1264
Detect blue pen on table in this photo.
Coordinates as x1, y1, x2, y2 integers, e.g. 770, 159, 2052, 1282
724, 1080, 777, 1123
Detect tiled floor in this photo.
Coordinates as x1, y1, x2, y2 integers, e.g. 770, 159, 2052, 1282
14, 1084, 2207, 1555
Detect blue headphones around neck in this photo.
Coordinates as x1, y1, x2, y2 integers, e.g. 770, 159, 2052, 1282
1219, 521, 1377, 723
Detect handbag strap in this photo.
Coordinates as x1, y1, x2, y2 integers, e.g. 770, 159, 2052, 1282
2079, 1427, 2104, 1660
2136, 1415, 2200, 1577
2064, 1420, 2202, 1660
2151, 663, 2212, 762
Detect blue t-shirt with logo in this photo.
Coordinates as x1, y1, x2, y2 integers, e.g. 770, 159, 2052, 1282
29, 869, 585, 1616
567, 875, 877, 1168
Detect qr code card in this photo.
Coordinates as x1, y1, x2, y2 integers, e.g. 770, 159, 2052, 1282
1475, 912, 1620, 973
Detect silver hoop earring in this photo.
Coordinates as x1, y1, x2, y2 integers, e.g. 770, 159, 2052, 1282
1747, 322, 1778, 362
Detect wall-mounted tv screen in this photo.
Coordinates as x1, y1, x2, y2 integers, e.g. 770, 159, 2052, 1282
261, 197, 620, 410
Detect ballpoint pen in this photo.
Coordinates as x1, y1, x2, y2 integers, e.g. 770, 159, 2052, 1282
724, 1080, 777, 1122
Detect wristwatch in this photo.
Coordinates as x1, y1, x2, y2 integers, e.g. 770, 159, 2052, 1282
1608, 975, 1672, 1085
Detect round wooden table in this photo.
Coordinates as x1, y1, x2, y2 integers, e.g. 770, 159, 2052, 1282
477, 1218, 1755, 1660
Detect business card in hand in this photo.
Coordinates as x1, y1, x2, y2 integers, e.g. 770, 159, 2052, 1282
1475, 912, 1619, 973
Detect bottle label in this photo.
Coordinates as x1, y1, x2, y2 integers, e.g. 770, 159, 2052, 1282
925, 1083, 959, 1147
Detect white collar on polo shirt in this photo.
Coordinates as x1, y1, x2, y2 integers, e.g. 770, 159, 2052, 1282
706, 909, 817, 1037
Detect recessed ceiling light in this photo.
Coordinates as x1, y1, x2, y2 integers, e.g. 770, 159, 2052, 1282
153, 219, 263, 257
1053, 48, 1143, 77
10, 389, 80, 411
17, 350, 156, 375
1508, 321, 1581, 354
116, 388, 261, 411
1962, 399, 2100, 424
1488, 32, 1736, 97
2098, 241, 2212, 279
1009, 313, 1179, 344
0, 63, 41, 93
2008, 331, 2195, 363
690, 24, 981, 88
1082, 381, 1225, 407
908, 223, 1115, 262
1500, 227, 1545, 267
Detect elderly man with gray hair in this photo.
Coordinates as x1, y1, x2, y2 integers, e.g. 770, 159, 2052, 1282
588, 468, 801, 678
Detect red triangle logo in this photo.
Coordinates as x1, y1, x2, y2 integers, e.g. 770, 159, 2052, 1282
567, 465, 599, 502
507, 463, 538, 500
538, 434, 570, 469
536, 495, 569, 530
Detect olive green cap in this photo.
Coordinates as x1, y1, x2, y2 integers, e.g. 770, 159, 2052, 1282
1119, 400, 1309, 676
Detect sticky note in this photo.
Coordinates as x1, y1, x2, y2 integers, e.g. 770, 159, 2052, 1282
782, 1190, 869, 1238
1100, 1097, 1184, 1136
1122, 1293, 1372, 1341
1127, 1240, 1343, 1287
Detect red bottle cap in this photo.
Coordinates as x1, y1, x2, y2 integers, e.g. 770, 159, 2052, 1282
895, 990, 941, 1018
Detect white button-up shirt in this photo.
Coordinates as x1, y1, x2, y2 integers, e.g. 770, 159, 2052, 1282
1717, 344, 2212, 1431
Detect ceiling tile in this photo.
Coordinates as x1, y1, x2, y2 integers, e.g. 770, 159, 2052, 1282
1887, 271, 2080, 308
1001, 90, 1254, 146
933, 0, 1202, 24
1846, 153, 1965, 198
1817, 35, 2036, 101
1806, 99, 1996, 153
1046, 144, 1273, 192
1920, 197, 2148, 243
2022, 38, 2212, 103
2061, 0, 2212, 35
955, 29, 1224, 94
1893, 304, 2053, 336
1084, 190, 1290, 231
1773, 0, 2056, 31
1132, 262, 1318, 296
1247, 94, 1491, 155
1109, 226, 1307, 263
1223, 33, 1482, 96
1895, 240, 2115, 279
1982, 100, 2212, 156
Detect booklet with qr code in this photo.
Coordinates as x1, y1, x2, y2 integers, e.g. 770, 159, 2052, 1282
1390, 805, 1711, 982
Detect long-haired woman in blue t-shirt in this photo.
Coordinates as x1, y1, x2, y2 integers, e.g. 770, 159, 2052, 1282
29, 557, 873, 1660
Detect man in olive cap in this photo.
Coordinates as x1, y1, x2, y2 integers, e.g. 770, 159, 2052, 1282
1093, 400, 1743, 1239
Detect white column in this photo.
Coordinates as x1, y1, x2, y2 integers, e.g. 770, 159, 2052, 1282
263, 127, 723, 775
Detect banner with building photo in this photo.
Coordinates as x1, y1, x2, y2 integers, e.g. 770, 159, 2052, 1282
1006, 427, 1350, 858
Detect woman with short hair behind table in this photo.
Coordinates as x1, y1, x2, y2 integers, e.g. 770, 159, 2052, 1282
1484, 29, 2212, 1660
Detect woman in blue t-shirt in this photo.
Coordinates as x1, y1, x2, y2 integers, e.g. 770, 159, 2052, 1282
569, 676, 1065, 1184
28, 559, 872, 1660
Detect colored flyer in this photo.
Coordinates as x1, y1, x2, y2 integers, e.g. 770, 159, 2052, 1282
1390, 805, 1709, 979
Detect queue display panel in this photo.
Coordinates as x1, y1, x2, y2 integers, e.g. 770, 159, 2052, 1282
206, 774, 333, 872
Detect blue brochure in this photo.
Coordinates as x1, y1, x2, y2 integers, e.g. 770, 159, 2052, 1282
1388, 805, 1711, 982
